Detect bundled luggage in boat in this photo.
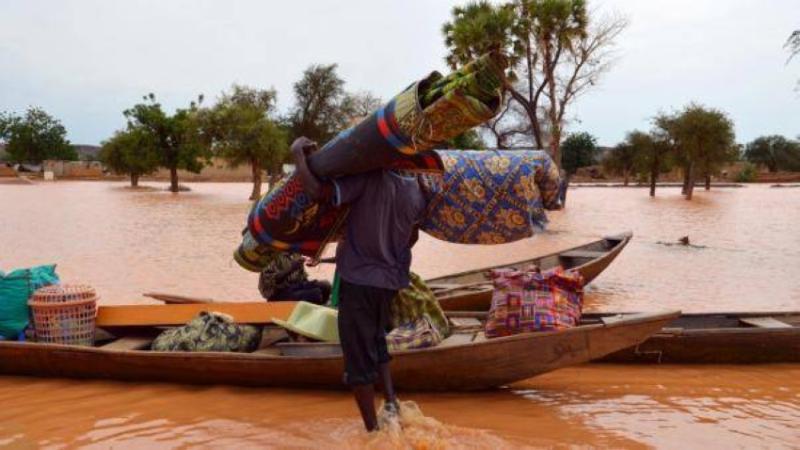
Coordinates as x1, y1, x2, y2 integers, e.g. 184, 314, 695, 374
0, 264, 59, 340
485, 266, 584, 338
152, 311, 262, 353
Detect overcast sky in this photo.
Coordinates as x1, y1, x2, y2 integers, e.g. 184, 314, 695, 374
0, 0, 797, 146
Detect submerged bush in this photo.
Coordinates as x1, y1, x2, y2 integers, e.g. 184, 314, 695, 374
735, 163, 758, 182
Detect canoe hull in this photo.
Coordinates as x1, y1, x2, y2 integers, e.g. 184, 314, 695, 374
591, 312, 800, 364
432, 232, 632, 311
0, 311, 678, 391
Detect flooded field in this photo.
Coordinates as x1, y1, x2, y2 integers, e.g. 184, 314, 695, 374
1, 181, 799, 448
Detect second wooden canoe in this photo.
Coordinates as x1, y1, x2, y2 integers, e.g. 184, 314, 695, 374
429, 231, 633, 311
589, 311, 800, 364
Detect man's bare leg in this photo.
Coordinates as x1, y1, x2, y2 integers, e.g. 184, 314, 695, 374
352, 384, 378, 431
378, 363, 398, 408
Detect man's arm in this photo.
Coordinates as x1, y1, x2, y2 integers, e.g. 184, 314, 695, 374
291, 137, 323, 200
409, 226, 420, 248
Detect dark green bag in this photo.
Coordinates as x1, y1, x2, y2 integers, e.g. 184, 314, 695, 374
0, 265, 60, 339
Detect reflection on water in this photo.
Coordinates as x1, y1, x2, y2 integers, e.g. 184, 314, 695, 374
1, 181, 799, 448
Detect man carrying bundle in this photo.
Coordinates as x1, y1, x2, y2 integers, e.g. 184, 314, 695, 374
291, 136, 425, 432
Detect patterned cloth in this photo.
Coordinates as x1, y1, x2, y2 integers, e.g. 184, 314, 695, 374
391, 272, 450, 338
485, 266, 584, 338
420, 150, 562, 245
257, 252, 308, 299
386, 315, 444, 352
151, 311, 262, 352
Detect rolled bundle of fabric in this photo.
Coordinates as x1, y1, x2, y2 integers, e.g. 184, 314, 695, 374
234, 177, 349, 267
419, 150, 562, 245
308, 52, 507, 178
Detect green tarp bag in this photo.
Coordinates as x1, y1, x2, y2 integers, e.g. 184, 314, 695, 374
0, 264, 60, 339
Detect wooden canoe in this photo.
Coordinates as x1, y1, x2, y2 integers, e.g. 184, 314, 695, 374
429, 231, 633, 311
0, 309, 679, 391
589, 311, 800, 364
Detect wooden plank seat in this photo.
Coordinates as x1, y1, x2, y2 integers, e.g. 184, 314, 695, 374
449, 317, 482, 328
96, 302, 297, 327
739, 317, 792, 328
560, 250, 607, 259
100, 336, 153, 351
438, 333, 476, 347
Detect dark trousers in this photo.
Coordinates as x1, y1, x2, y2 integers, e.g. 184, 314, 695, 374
337, 279, 397, 386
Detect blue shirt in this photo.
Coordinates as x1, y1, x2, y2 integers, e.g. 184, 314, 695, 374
333, 170, 426, 290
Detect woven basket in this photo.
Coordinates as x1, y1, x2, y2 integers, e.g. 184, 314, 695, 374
29, 284, 97, 346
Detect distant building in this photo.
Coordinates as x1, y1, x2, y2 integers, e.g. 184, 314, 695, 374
43, 160, 103, 178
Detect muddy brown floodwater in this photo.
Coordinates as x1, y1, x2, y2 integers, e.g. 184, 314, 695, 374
1, 181, 799, 448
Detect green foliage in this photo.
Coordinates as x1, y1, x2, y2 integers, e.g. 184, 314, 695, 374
288, 64, 350, 144
123, 93, 209, 192
442, 0, 624, 161
442, 2, 520, 77
0, 107, 76, 163
99, 128, 160, 186
657, 104, 736, 167
735, 163, 758, 182
787, 30, 799, 88
518, 0, 589, 48
443, 130, 487, 149
205, 85, 287, 169
603, 141, 637, 179
560, 131, 596, 175
606, 129, 673, 193
744, 135, 800, 172
202, 85, 289, 199
654, 103, 736, 198
788, 30, 800, 58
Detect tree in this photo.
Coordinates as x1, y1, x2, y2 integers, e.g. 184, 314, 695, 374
633, 129, 674, 196
482, 99, 533, 148
603, 139, 638, 187
443, 130, 487, 149
123, 94, 208, 193
656, 104, 736, 200
443, 1, 626, 166
560, 131, 596, 175
341, 91, 383, 124
99, 128, 159, 187
288, 64, 350, 144
0, 107, 76, 163
744, 135, 800, 172
204, 85, 289, 200
789, 30, 800, 59
787, 30, 799, 88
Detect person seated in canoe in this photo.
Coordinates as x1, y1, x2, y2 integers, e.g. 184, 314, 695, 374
258, 252, 331, 305
292, 135, 426, 432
